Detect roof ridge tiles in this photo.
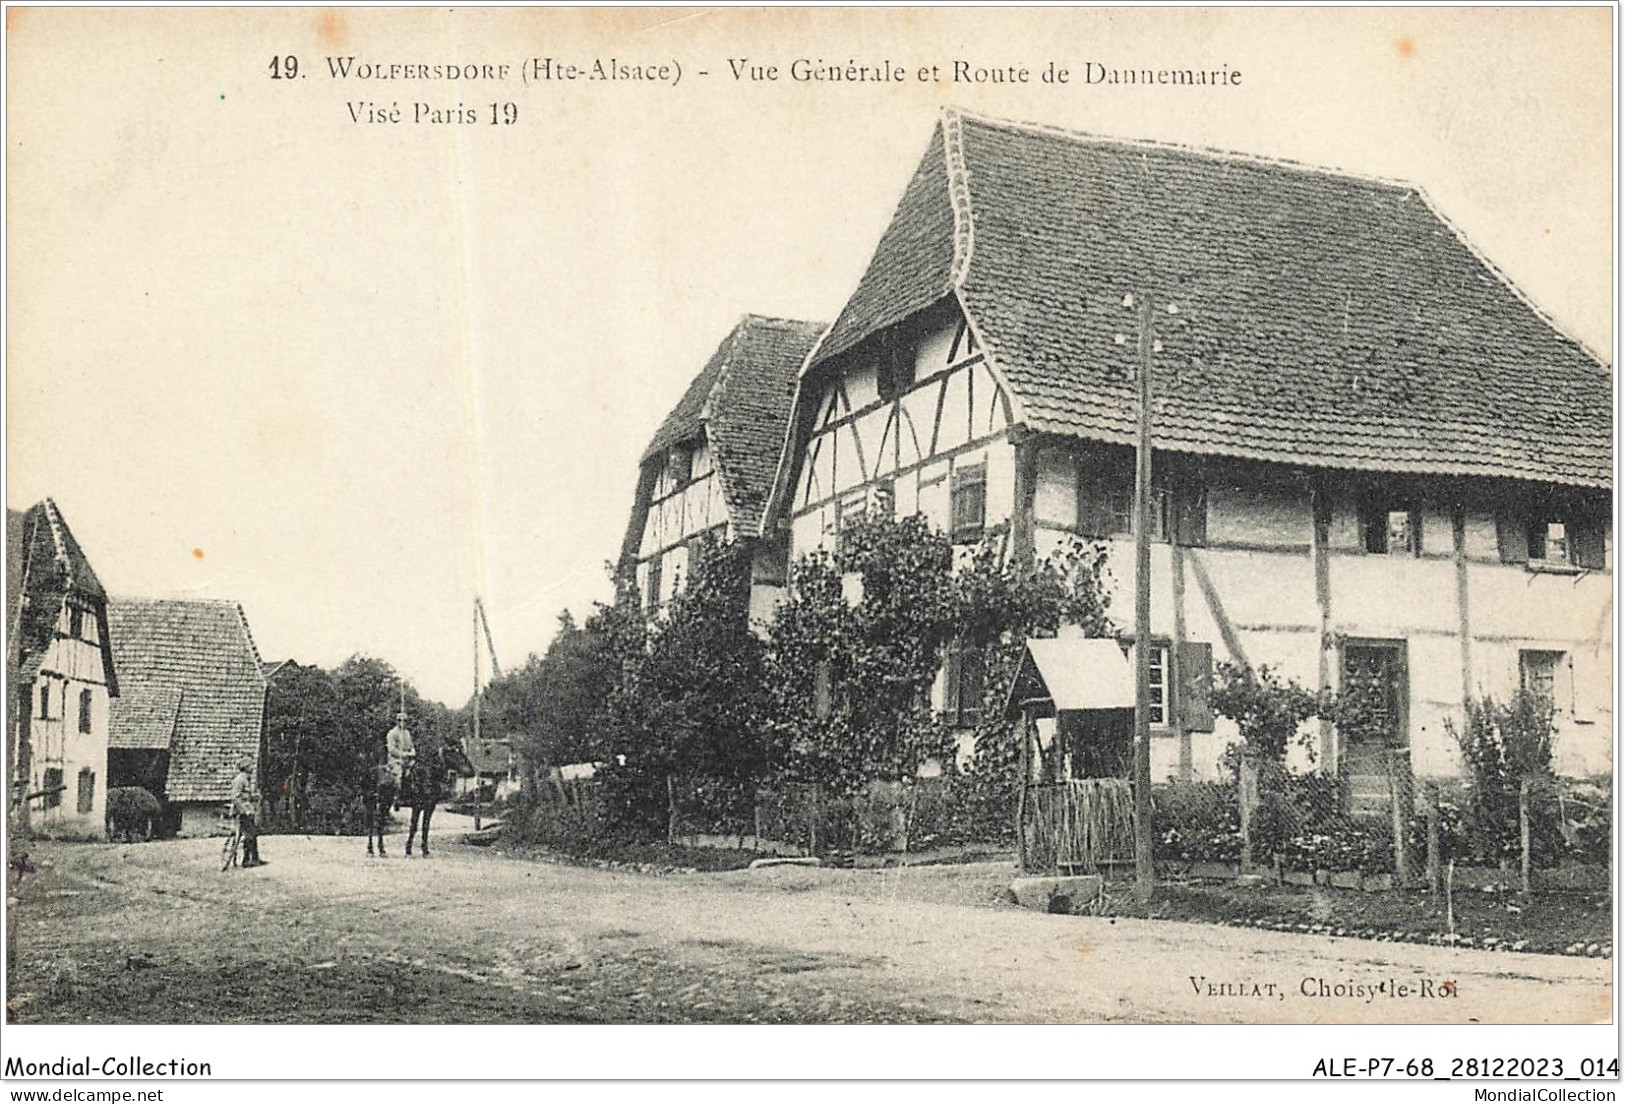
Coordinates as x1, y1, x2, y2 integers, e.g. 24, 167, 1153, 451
943, 105, 1418, 192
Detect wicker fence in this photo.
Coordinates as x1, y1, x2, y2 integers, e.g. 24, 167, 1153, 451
1018, 778, 1137, 874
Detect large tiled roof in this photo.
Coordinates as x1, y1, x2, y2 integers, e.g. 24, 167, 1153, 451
637, 315, 825, 540
7, 500, 116, 690
815, 110, 1611, 489
106, 598, 266, 802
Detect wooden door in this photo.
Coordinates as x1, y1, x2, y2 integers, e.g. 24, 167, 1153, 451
1340, 642, 1410, 817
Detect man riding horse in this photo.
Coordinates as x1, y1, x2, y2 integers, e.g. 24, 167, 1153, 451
386, 709, 415, 811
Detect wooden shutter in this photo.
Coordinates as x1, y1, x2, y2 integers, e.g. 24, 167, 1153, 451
1495, 513, 1528, 564
1572, 518, 1606, 570
1174, 476, 1208, 547
1078, 463, 1114, 538
962, 647, 985, 725
813, 661, 833, 721
941, 650, 962, 723
1177, 641, 1215, 732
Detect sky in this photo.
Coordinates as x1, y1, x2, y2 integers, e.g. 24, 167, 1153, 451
6, 7, 1614, 705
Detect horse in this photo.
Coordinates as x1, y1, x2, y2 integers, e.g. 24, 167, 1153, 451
361, 762, 397, 858
399, 746, 452, 857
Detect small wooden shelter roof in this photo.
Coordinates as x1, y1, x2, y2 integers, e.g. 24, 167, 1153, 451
1004, 637, 1135, 718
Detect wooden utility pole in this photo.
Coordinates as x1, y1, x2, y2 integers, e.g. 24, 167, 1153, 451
1131, 293, 1156, 904
472, 599, 483, 832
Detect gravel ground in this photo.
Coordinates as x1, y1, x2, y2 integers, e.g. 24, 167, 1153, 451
5, 819, 1610, 1025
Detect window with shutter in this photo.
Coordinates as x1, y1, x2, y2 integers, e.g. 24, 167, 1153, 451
43, 767, 63, 809
1079, 451, 1173, 541
1519, 649, 1568, 713
1079, 455, 1131, 538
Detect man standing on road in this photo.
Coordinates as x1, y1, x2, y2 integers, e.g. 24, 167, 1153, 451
230, 756, 265, 868
386, 710, 416, 811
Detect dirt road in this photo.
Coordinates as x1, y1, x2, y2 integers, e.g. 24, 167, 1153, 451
6, 818, 1610, 1025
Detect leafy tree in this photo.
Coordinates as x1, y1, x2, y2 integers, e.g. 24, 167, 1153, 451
330, 655, 441, 779
600, 538, 765, 839
764, 518, 1115, 814
1212, 662, 1326, 768
764, 514, 957, 794
261, 661, 340, 826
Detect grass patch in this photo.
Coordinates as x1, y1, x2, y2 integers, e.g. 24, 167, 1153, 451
1097, 878, 1612, 956
498, 839, 762, 873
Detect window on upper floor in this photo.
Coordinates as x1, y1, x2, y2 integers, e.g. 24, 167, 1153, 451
834, 490, 870, 557
68, 606, 84, 639
38, 684, 50, 720
877, 332, 919, 402
78, 689, 92, 734
43, 766, 63, 809
1497, 498, 1607, 571
1359, 497, 1421, 556
689, 440, 713, 480
645, 555, 663, 616
1077, 453, 1204, 545
667, 446, 693, 490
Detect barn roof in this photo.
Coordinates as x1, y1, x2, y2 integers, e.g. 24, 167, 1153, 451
640, 315, 826, 538
813, 109, 1611, 489
108, 685, 183, 750
106, 597, 267, 802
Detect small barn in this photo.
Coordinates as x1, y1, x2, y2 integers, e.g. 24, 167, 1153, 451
461, 737, 518, 802
106, 598, 268, 837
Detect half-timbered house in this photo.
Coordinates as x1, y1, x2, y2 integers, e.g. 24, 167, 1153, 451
620, 314, 825, 624
6, 500, 119, 837
766, 109, 1612, 797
